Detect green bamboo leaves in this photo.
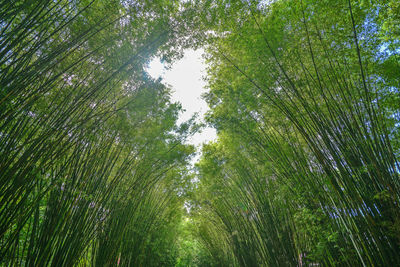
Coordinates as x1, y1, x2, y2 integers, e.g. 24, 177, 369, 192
0, 0, 194, 266
2, 0, 399, 266
194, 0, 400, 266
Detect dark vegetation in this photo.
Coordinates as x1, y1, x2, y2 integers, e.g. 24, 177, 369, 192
0, 0, 399, 266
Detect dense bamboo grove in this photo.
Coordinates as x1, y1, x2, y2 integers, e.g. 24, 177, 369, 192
0, 0, 200, 265
193, 0, 400, 266
1, 0, 399, 266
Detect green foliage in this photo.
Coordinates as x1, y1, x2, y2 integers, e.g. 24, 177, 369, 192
191, 0, 400, 266
0, 0, 195, 266
1, 0, 399, 266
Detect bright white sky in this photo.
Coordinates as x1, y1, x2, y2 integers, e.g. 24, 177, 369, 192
147, 49, 217, 149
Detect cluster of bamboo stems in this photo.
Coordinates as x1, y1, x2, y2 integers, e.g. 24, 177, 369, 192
0, 1, 192, 265
195, 0, 400, 265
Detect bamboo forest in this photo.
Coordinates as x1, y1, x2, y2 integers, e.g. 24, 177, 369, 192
0, 0, 399, 266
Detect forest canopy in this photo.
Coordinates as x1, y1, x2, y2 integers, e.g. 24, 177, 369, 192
0, 0, 399, 266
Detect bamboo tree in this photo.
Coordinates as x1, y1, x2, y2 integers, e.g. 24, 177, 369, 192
193, 0, 400, 265
0, 0, 196, 265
